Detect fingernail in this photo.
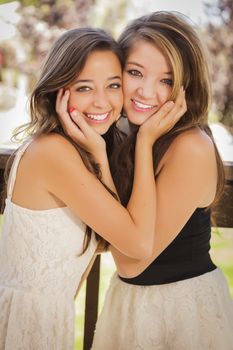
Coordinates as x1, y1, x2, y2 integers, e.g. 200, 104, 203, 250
69, 107, 75, 113
71, 110, 78, 117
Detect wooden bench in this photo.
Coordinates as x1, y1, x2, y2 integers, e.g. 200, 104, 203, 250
0, 148, 233, 350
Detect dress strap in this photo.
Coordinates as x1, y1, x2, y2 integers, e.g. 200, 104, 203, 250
7, 139, 33, 200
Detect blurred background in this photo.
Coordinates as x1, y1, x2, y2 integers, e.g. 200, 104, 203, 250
0, 1, 232, 348
0, 0, 233, 151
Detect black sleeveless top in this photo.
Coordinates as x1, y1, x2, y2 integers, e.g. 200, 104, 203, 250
119, 208, 216, 285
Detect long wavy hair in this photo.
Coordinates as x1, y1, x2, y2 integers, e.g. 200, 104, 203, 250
4, 27, 125, 253
112, 11, 225, 211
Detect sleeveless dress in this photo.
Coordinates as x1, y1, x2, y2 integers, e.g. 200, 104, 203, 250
0, 140, 98, 350
92, 208, 233, 350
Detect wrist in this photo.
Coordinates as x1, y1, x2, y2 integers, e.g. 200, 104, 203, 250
137, 129, 155, 148
94, 149, 108, 165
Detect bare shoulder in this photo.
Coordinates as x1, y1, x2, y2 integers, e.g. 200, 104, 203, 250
26, 133, 81, 164
167, 127, 215, 162
158, 127, 217, 207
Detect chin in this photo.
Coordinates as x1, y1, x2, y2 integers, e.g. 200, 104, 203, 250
127, 114, 147, 126
93, 125, 111, 135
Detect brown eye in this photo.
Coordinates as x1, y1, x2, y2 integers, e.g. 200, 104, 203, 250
127, 69, 142, 77
109, 83, 121, 89
161, 79, 173, 86
76, 86, 91, 92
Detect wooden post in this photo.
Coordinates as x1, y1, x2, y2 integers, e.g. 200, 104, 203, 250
84, 255, 101, 350
0, 148, 14, 213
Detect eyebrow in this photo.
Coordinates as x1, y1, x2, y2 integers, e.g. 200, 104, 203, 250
126, 61, 172, 75
126, 61, 144, 68
74, 75, 122, 84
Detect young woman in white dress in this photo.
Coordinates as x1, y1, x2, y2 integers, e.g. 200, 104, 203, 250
0, 27, 185, 349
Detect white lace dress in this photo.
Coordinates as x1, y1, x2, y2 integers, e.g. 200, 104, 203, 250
92, 270, 233, 350
0, 141, 97, 350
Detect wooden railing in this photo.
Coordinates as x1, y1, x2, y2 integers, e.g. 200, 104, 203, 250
0, 148, 233, 350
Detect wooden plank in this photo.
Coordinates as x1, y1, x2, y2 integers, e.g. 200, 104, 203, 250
224, 161, 233, 181
0, 149, 14, 213
0, 148, 14, 167
84, 255, 100, 350
212, 161, 233, 228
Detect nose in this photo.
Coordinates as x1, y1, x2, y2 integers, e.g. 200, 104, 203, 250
92, 89, 109, 109
137, 79, 157, 100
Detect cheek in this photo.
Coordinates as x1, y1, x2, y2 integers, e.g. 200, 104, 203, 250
67, 91, 77, 108
115, 91, 124, 110
159, 86, 172, 103
68, 92, 87, 111
123, 77, 136, 101
122, 72, 134, 96
109, 91, 123, 113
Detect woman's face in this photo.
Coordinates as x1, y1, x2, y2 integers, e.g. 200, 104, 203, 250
123, 40, 173, 125
68, 50, 123, 135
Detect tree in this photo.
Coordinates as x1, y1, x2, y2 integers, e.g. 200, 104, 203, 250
204, 0, 233, 130
0, 0, 95, 84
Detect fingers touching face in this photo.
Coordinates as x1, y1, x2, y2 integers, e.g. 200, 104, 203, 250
57, 43, 185, 135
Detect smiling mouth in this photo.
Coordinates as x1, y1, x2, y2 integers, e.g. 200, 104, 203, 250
84, 111, 111, 122
132, 99, 156, 111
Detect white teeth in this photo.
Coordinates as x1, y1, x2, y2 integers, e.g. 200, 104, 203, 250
134, 100, 154, 110
86, 112, 109, 121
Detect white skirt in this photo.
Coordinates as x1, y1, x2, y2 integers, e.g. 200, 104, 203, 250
92, 268, 233, 350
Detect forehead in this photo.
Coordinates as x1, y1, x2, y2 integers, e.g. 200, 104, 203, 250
126, 40, 171, 71
79, 50, 122, 76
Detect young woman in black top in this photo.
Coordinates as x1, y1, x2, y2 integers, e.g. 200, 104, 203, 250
57, 11, 233, 350
92, 11, 233, 350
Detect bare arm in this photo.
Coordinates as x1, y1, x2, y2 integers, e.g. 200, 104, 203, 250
111, 128, 218, 277
54, 88, 186, 262
28, 132, 154, 260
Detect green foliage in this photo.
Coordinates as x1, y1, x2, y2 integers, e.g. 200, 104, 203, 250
210, 228, 233, 297
0, 0, 16, 4
19, 0, 39, 6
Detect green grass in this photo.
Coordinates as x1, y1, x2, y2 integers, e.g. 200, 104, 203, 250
0, 217, 232, 349
210, 228, 233, 297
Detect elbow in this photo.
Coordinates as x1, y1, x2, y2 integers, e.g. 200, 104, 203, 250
130, 238, 154, 260
138, 241, 154, 260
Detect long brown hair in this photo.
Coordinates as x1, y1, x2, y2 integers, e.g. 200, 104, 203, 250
112, 11, 225, 209
5, 27, 125, 253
